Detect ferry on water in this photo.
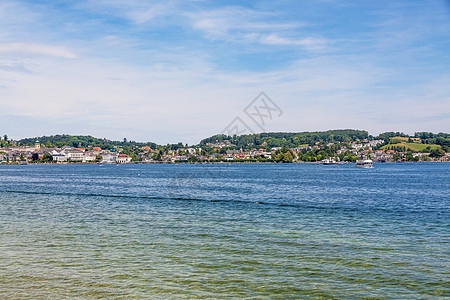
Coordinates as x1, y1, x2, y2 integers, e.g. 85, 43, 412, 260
318, 157, 339, 165
355, 159, 373, 168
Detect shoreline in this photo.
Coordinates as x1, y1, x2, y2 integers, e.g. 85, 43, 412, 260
1, 161, 448, 166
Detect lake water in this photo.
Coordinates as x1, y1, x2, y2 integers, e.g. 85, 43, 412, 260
0, 163, 449, 298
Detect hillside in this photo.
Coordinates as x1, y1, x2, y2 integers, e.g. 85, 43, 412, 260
8, 130, 450, 154
19, 134, 159, 149
381, 143, 441, 152
200, 129, 369, 149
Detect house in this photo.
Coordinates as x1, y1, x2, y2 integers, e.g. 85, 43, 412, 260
226, 150, 242, 155
61, 148, 85, 161
208, 153, 220, 160
117, 154, 132, 164
186, 148, 196, 155
83, 154, 97, 163
101, 153, 117, 164
92, 147, 102, 155
174, 155, 188, 161
51, 150, 67, 163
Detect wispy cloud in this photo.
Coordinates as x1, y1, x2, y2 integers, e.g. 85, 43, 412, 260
75, 0, 180, 24
0, 60, 36, 74
189, 7, 298, 33
0, 43, 77, 59
126, 2, 175, 24
187, 6, 322, 49
259, 34, 329, 50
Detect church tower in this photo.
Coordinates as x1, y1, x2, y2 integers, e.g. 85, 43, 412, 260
35, 140, 40, 152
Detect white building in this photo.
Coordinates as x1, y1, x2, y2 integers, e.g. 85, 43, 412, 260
61, 149, 85, 161
116, 154, 132, 164
83, 154, 97, 163
101, 153, 117, 164
51, 150, 68, 163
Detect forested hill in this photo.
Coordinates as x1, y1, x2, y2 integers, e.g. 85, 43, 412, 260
200, 130, 370, 149
17, 130, 368, 149
19, 134, 159, 149
14, 130, 450, 151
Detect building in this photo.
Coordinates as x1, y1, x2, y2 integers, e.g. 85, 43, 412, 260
51, 150, 68, 163
187, 148, 196, 155
61, 148, 85, 161
35, 140, 40, 152
101, 153, 117, 164
83, 154, 97, 163
117, 154, 132, 164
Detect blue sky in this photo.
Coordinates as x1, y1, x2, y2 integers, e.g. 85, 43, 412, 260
1, 0, 449, 144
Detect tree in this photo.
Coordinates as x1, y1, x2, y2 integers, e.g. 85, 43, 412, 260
131, 154, 142, 162
273, 147, 294, 163
31, 153, 39, 161
3, 134, 7, 142
42, 153, 53, 162
188, 156, 199, 163
282, 151, 294, 163
405, 151, 414, 161
429, 148, 445, 158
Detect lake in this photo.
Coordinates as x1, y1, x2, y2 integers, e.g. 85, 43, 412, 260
0, 163, 448, 298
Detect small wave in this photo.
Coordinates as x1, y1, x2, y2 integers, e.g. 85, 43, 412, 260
1, 190, 446, 216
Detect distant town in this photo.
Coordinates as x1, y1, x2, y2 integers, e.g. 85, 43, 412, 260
0, 130, 449, 164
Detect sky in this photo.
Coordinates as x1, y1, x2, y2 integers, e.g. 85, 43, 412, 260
1, 0, 449, 144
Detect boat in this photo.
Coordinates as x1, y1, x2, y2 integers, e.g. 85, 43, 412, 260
355, 159, 373, 168
318, 157, 339, 165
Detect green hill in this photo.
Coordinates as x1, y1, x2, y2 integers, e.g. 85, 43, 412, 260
381, 142, 441, 152
200, 129, 369, 149
19, 134, 158, 149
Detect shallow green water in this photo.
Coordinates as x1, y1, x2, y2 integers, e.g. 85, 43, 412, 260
0, 163, 449, 298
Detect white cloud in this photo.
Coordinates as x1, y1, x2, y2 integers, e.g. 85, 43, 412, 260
0, 43, 77, 59
259, 34, 329, 50
186, 6, 317, 48
189, 7, 298, 33
126, 3, 174, 24
75, 0, 179, 24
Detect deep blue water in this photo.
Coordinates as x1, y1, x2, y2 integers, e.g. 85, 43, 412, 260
0, 163, 449, 298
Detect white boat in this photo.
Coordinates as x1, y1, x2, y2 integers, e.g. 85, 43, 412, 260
318, 158, 339, 165
355, 159, 373, 168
